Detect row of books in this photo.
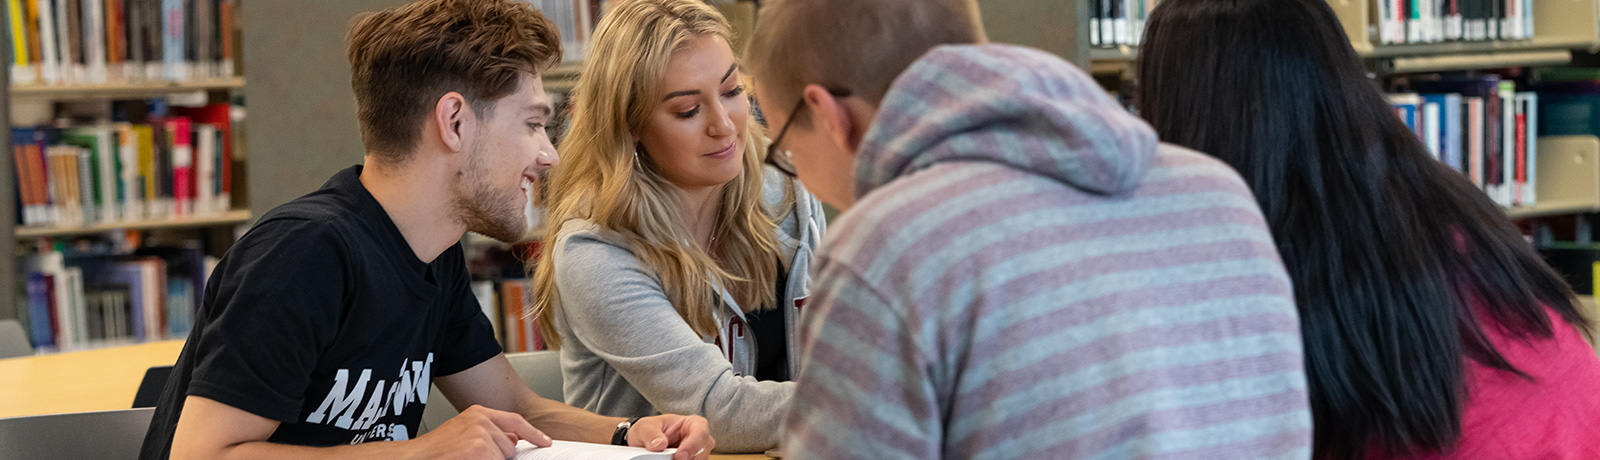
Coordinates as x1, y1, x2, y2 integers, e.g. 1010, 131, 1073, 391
1388, 76, 1538, 208
20, 241, 212, 351
1375, 0, 1534, 45
525, 0, 603, 63
1089, 0, 1153, 48
472, 279, 545, 353
11, 103, 235, 229
1531, 68, 1600, 139
5, 0, 236, 86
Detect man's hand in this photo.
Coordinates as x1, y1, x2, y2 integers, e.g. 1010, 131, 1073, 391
408, 405, 553, 459
627, 415, 714, 460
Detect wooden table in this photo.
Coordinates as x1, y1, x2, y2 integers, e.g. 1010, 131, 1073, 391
0, 340, 772, 458
0, 340, 185, 418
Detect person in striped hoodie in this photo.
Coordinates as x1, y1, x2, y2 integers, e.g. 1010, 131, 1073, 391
744, 0, 1313, 458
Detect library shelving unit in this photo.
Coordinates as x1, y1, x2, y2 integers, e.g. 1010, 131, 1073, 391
0, 8, 252, 349
0, 73, 253, 343
1090, 0, 1600, 75
11, 77, 245, 101
1088, 0, 1600, 221
5, 76, 252, 240
1329, 0, 1600, 73
1507, 136, 1600, 219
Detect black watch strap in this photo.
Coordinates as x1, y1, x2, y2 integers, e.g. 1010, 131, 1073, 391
611, 416, 643, 446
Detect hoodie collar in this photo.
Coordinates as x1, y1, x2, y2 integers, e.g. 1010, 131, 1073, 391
855, 44, 1158, 198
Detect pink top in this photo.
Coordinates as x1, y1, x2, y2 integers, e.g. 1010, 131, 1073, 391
1370, 307, 1600, 459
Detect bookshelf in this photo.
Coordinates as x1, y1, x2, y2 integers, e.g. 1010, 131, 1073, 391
1506, 136, 1600, 219
1086, 1, 1600, 223
11, 77, 244, 100
1, 0, 251, 353
542, 63, 583, 93
14, 209, 250, 239
1091, 0, 1600, 75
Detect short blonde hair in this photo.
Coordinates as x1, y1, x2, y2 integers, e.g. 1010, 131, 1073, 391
745, 0, 985, 112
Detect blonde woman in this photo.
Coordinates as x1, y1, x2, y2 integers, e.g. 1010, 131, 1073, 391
530, 0, 825, 453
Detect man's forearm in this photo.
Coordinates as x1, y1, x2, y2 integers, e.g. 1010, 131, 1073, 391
181, 439, 424, 460
515, 394, 621, 444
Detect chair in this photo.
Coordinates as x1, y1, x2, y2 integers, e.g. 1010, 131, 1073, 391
420, 350, 563, 433
132, 366, 175, 408
508, 350, 564, 401
0, 408, 155, 460
0, 319, 33, 359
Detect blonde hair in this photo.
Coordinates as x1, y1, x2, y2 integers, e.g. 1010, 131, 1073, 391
745, 0, 986, 110
532, 0, 779, 348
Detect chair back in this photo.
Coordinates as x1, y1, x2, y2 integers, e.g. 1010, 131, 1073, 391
0, 319, 33, 359
419, 350, 563, 433
0, 408, 155, 460
132, 366, 175, 408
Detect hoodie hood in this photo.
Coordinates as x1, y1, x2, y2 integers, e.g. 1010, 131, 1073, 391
856, 44, 1157, 198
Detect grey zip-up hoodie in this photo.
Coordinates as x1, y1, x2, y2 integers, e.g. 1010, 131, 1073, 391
548, 166, 825, 453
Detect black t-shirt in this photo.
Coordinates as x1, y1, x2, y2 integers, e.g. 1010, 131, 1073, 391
140, 166, 502, 459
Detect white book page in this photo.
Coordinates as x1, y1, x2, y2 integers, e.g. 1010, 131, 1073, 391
514, 440, 675, 460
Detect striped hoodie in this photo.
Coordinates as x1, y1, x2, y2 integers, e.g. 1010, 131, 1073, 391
782, 44, 1313, 459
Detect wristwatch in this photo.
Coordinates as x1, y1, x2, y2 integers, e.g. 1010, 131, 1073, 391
611, 416, 642, 446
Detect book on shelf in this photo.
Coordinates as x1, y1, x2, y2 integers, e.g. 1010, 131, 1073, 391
1393, 74, 1538, 208
1084, 0, 1537, 49
5, 0, 236, 86
1090, 0, 1154, 48
10, 102, 235, 229
464, 235, 550, 352
499, 278, 545, 352
1377, 0, 1531, 45
1530, 70, 1600, 141
471, 280, 503, 346
523, 0, 603, 63
17, 240, 211, 351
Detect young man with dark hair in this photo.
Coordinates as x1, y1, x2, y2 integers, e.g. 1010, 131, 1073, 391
746, 0, 1312, 458
140, 1, 713, 459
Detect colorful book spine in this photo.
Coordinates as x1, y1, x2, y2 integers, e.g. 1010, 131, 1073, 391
1498, 81, 1515, 206
1466, 97, 1484, 187
115, 123, 142, 221
218, 0, 233, 76
105, 0, 124, 81
36, 0, 59, 83
168, 117, 191, 216
8, 0, 33, 84
83, 0, 106, 82
194, 123, 214, 214
1519, 92, 1538, 206
160, 0, 183, 81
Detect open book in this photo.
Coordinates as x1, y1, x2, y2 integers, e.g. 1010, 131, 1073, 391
514, 440, 676, 460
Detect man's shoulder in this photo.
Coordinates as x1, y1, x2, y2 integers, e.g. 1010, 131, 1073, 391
824, 161, 1042, 251
258, 185, 366, 225
222, 211, 360, 277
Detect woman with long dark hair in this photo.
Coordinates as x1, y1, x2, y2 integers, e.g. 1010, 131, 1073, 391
1137, 0, 1600, 458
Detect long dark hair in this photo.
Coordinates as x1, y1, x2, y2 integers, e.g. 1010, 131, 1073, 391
1136, 0, 1590, 458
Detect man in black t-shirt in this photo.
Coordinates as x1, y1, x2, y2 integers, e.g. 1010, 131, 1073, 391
139, 1, 714, 459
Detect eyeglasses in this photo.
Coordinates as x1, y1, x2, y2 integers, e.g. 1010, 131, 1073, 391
765, 88, 853, 178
